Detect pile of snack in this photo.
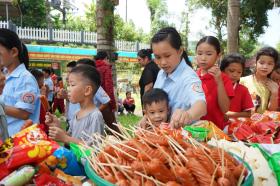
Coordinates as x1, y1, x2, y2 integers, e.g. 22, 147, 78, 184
0, 124, 92, 186
86, 127, 250, 186
228, 112, 280, 144
208, 139, 277, 186
1, 111, 280, 186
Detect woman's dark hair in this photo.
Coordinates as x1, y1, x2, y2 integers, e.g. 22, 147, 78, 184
142, 88, 169, 108
95, 51, 108, 60
220, 53, 246, 73
196, 36, 221, 54
30, 68, 44, 81
21, 43, 29, 69
137, 49, 153, 60
77, 58, 96, 67
0, 28, 29, 69
70, 65, 101, 94
151, 27, 192, 68
256, 47, 279, 64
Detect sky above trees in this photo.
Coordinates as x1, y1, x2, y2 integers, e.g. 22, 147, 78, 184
73, 0, 279, 47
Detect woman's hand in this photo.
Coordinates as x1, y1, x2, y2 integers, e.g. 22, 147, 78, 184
266, 80, 279, 95
169, 109, 192, 129
48, 126, 68, 142
45, 112, 60, 127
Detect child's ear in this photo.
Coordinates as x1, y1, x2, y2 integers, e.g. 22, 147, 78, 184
11, 47, 19, 58
143, 109, 146, 115
84, 85, 93, 96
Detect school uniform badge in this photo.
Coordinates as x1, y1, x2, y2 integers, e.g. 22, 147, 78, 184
22, 93, 35, 104
192, 83, 203, 93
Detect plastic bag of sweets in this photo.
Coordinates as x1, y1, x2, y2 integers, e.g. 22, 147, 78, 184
12, 124, 49, 146
33, 173, 72, 186
6, 139, 59, 169
45, 146, 85, 176
69, 142, 91, 164
0, 165, 35, 186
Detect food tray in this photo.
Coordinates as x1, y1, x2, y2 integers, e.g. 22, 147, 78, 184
84, 153, 254, 186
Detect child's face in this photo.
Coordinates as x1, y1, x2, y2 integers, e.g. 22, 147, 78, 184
138, 56, 149, 67
38, 77, 44, 89
271, 69, 280, 83
0, 44, 16, 68
224, 63, 243, 83
67, 73, 89, 104
256, 55, 275, 77
152, 40, 182, 75
126, 92, 131, 98
196, 42, 220, 71
144, 101, 169, 127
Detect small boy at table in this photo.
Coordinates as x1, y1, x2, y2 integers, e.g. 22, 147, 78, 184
142, 88, 169, 127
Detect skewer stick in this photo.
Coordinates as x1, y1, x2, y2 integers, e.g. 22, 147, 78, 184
134, 171, 165, 186
80, 138, 106, 177
108, 157, 134, 183
156, 144, 180, 167
131, 139, 153, 161
105, 125, 130, 140
96, 163, 131, 169
222, 147, 225, 178
146, 117, 158, 133
210, 165, 219, 186
168, 140, 189, 163
113, 122, 135, 134
237, 152, 247, 186
112, 122, 132, 139
103, 153, 119, 180
166, 135, 186, 153
109, 143, 137, 160
114, 140, 139, 152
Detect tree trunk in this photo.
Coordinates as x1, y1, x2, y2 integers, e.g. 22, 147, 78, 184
96, 0, 117, 89
227, 0, 240, 53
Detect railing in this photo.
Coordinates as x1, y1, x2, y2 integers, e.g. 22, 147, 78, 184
0, 21, 8, 29
0, 21, 149, 52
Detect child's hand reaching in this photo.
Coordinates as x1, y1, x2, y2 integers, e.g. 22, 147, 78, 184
208, 65, 222, 83
169, 109, 192, 129
45, 112, 60, 127
48, 126, 68, 142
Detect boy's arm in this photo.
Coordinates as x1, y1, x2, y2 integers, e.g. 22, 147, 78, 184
48, 126, 82, 144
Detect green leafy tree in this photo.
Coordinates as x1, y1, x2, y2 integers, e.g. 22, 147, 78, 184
12, 0, 47, 27
146, 0, 170, 35
85, 3, 97, 32
115, 16, 149, 42
190, 0, 273, 56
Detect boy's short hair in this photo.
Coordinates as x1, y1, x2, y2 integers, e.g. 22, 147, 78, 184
30, 68, 44, 81
142, 88, 169, 108
67, 61, 77, 68
77, 58, 96, 67
42, 68, 51, 75
126, 91, 131, 96
70, 65, 101, 94
256, 47, 279, 63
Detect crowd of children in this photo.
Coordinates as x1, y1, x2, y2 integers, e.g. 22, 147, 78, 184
0, 26, 280, 146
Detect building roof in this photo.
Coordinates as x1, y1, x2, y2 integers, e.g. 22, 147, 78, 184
0, 0, 22, 19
